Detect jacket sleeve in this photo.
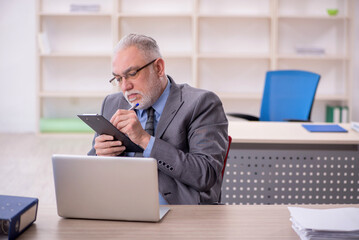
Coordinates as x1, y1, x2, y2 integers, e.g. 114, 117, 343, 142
151, 91, 228, 192
87, 95, 110, 156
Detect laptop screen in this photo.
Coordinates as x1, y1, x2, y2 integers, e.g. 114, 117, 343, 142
52, 154, 169, 222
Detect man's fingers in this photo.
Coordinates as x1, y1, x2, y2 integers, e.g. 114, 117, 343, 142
96, 146, 126, 156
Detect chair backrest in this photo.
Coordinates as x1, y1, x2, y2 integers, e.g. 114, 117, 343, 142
221, 136, 232, 178
259, 70, 320, 122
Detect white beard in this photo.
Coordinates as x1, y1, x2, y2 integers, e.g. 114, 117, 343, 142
124, 72, 164, 110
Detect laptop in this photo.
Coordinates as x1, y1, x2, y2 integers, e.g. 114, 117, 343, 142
52, 154, 170, 222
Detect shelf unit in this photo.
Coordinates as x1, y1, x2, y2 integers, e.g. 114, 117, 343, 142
36, 0, 353, 133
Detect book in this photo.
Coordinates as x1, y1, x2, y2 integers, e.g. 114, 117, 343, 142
69, 4, 101, 13
326, 105, 349, 123
0, 195, 39, 240
295, 46, 325, 55
302, 124, 348, 133
341, 106, 349, 123
326, 105, 341, 123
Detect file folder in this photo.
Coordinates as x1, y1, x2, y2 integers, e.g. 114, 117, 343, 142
0, 195, 38, 240
302, 124, 348, 133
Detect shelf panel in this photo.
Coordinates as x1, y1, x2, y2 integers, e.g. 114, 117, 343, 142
162, 53, 192, 58
216, 93, 348, 102
41, 16, 112, 53
199, 53, 270, 59
217, 92, 261, 100
315, 94, 349, 101
278, 19, 347, 56
41, 57, 112, 93
199, 0, 270, 16
39, 91, 112, 98
40, 12, 112, 17
41, 97, 104, 118
40, 52, 112, 57
199, 17, 270, 54
278, 0, 348, 18
198, 58, 269, 94
119, 13, 192, 18
198, 14, 270, 19
278, 54, 348, 61
278, 15, 349, 20
119, 0, 193, 15
119, 17, 192, 54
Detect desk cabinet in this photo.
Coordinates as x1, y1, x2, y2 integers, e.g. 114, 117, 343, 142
222, 122, 359, 205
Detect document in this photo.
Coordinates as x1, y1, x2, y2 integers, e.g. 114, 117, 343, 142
288, 207, 359, 240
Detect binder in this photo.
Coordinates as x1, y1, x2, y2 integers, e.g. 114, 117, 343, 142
326, 105, 341, 123
341, 106, 349, 123
326, 105, 349, 123
0, 195, 38, 240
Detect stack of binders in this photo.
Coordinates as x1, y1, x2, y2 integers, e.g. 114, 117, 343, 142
0, 195, 39, 240
288, 207, 359, 240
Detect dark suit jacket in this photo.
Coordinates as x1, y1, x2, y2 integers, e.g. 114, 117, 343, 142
88, 76, 228, 204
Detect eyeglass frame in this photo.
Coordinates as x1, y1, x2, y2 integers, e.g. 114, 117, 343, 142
109, 58, 157, 86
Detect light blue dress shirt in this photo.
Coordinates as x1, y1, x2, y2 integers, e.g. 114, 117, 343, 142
134, 78, 171, 205
135, 78, 171, 157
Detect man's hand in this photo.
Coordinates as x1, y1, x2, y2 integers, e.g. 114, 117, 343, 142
110, 109, 151, 149
94, 134, 125, 156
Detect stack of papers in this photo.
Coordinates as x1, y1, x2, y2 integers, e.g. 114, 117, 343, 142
352, 122, 359, 133
288, 207, 359, 240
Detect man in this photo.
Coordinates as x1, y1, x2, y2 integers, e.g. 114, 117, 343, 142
88, 33, 228, 205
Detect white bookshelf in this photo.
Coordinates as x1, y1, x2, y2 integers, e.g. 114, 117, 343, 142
36, 0, 353, 132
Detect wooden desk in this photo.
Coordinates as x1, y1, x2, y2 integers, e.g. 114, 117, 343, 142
229, 121, 359, 144
224, 121, 359, 205
18, 204, 357, 240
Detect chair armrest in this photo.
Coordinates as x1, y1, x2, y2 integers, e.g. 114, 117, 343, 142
227, 113, 259, 121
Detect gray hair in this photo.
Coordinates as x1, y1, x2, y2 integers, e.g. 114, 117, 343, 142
114, 33, 162, 61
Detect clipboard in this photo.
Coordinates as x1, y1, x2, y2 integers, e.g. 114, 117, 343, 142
78, 114, 144, 152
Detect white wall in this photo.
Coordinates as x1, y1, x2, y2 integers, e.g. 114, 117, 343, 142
0, 0, 37, 132
0, 0, 358, 133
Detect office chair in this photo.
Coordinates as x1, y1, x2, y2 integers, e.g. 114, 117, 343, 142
218, 136, 232, 204
228, 70, 320, 122
222, 136, 232, 178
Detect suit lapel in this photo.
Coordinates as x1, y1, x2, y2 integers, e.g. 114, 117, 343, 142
118, 95, 130, 110
106, 93, 130, 118
156, 77, 184, 138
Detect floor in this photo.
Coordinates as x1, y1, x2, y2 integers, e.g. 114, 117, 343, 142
0, 133, 94, 205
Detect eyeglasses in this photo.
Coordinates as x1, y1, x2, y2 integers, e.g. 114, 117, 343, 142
109, 58, 157, 86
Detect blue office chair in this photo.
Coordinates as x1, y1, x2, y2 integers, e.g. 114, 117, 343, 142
228, 70, 320, 122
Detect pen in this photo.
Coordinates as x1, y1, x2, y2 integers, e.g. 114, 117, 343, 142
128, 103, 139, 110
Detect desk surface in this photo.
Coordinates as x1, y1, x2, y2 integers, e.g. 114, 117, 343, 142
228, 121, 359, 144
18, 204, 357, 240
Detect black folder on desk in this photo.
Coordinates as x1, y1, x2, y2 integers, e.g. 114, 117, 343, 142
302, 124, 348, 133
